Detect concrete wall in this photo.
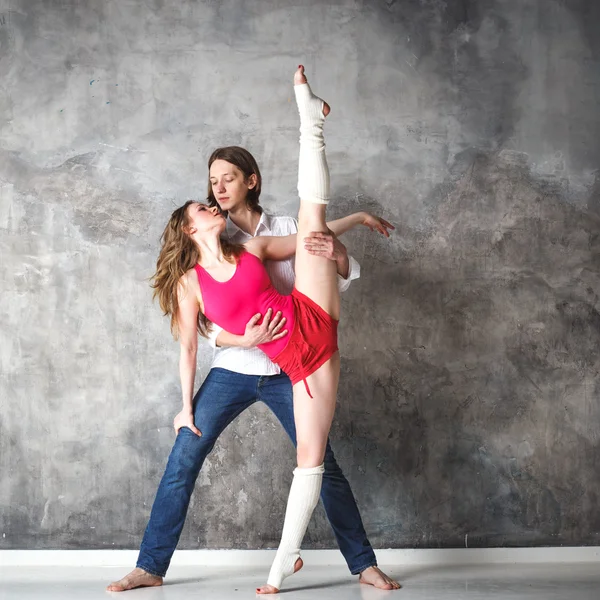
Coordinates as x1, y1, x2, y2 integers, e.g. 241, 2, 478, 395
1, 0, 599, 550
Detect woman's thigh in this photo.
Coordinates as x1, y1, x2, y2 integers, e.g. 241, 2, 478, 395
294, 201, 340, 320
292, 352, 341, 468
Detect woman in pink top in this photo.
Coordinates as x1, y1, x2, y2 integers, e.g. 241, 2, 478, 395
152, 66, 392, 593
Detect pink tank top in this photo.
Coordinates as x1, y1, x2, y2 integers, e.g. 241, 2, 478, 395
194, 250, 295, 358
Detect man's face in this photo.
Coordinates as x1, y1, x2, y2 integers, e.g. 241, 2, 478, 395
209, 159, 256, 212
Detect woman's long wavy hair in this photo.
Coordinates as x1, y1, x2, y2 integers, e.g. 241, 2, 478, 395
151, 200, 244, 339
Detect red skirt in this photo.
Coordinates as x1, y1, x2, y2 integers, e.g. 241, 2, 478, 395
272, 288, 339, 397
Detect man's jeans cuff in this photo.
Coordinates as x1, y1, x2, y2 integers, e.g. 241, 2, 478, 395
135, 563, 166, 578
350, 559, 378, 576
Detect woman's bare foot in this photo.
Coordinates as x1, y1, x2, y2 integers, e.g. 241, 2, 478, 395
256, 557, 303, 594
106, 567, 163, 592
359, 566, 401, 590
294, 65, 330, 117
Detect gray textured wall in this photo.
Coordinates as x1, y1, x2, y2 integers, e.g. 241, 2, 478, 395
1, 0, 599, 550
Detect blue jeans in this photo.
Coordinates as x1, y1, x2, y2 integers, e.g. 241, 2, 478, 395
137, 368, 377, 577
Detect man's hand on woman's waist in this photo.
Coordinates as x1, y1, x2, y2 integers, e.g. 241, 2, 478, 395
241, 308, 288, 348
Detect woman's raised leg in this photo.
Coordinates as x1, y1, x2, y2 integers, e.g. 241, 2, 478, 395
292, 65, 340, 320
256, 67, 341, 595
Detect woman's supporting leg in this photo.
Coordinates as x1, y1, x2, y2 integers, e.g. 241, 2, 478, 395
257, 355, 341, 594
264, 464, 324, 590
293, 65, 340, 320
259, 373, 378, 576
292, 355, 341, 469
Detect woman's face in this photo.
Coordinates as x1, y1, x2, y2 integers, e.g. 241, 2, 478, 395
185, 202, 226, 236
209, 159, 256, 212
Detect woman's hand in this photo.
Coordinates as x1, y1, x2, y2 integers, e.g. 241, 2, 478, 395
360, 213, 395, 237
242, 308, 288, 348
173, 409, 202, 437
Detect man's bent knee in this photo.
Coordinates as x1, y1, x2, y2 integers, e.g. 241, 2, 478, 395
170, 430, 215, 466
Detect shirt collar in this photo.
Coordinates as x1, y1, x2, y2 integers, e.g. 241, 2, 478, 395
226, 211, 271, 240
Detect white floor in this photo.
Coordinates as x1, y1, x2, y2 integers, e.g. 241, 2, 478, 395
1, 564, 599, 600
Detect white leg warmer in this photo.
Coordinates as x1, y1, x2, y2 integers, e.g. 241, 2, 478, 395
294, 83, 330, 204
266, 464, 325, 589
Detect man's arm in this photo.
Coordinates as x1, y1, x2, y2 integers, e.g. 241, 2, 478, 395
332, 236, 350, 279
297, 228, 360, 290
338, 254, 360, 292
207, 309, 288, 349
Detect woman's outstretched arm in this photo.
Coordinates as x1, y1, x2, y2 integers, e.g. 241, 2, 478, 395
244, 234, 298, 262
327, 211, 394, 238
245, 211, 394, 262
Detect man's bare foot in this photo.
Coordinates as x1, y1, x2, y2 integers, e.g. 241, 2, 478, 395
256, 557, 303, 594
106, 567, 163, 592
359, 566, 401, 590
294, 65, 330, 117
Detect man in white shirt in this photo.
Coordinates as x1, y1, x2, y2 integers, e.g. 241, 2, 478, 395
107, 147, 399, 592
